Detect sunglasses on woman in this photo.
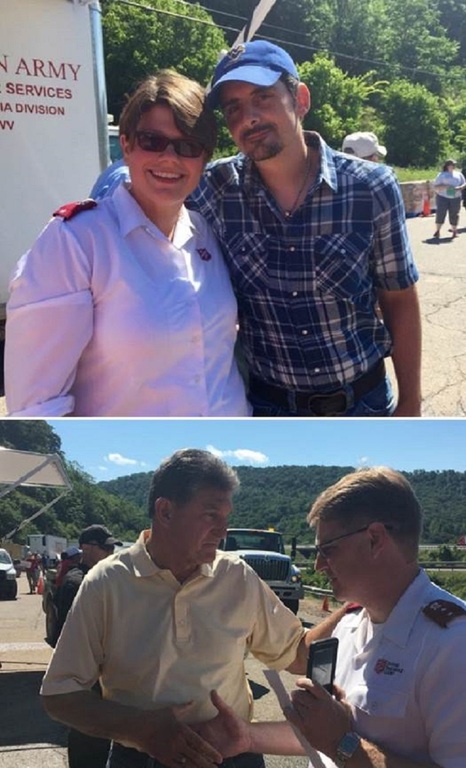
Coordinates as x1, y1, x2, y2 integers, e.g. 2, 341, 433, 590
135, 130, 205, 158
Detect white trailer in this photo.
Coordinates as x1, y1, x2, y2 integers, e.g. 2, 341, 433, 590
0, 0, 109, 332
27, 534, 67, 563
0, 447, 72, 542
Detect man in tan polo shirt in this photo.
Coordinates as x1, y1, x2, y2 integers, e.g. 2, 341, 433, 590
41, 448, 343, 768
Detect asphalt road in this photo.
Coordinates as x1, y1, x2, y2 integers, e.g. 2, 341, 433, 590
0, 214, 466, 417
0, 574, 331, 768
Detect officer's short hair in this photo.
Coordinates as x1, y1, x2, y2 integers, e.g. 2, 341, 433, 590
148, 448, 239, 517
119, 69, 217, 160
308, 467, 423, 548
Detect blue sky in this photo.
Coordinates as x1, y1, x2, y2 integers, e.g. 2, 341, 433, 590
46, 418, 465, 482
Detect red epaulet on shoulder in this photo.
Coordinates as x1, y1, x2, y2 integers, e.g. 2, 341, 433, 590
53, 199, 97, 221
345, 602, 363, 614
422, 599, 466, 628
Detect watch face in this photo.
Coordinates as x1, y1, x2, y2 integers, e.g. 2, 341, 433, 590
337, 731, 361, 759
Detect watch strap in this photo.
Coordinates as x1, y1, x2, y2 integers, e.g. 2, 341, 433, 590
335, 731, 361, 767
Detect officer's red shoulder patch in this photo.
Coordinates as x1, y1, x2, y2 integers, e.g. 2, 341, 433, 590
423, 599, 466, 628
345, 602, 363, 614
53, 199, 97, 221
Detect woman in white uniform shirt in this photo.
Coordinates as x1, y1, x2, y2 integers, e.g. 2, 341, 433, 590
5, 71, 250, 416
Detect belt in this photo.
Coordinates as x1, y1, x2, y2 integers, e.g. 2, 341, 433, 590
109, 743, 265, 768
249, 359, 386, 416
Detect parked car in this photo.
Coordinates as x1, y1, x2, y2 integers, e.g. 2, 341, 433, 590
0, 548, 18, 599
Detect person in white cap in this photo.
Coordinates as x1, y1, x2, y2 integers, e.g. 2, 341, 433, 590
190, 41, 421, 418
341, 131, 387, 162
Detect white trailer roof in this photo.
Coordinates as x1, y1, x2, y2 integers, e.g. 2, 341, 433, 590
0, 449, 72, 539
0, 448, 71, 489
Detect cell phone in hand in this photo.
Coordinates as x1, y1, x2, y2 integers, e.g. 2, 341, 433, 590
306, 637, 339, 694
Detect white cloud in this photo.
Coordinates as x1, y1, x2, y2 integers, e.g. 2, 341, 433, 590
206, 445, 269, 466
105, 453, 139, 467
357, 456, 370, 467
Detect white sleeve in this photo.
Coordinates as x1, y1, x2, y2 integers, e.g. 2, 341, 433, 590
420, 623, 466, 767
5, 219, 94, 416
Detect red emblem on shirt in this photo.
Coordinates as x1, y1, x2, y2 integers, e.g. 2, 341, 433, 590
197, 248, 212, 261
53, 199, 97, 221
374, 658, 403, 675
375, 658, 387, 674
345, 602, 362, 614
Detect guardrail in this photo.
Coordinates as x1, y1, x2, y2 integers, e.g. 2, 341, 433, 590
303, 585, 333, 597
422, 562, 466, 570
297, 560, 466, 571
302, 564, 465, 599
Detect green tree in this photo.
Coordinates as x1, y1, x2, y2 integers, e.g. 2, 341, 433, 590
101, 0, 227, 121
310, 0, 391, 76
380, 0, 457, 95
0, 420, 62, 455
379, 79, 450, 165
298, 55, 386, 147
437, 0, 466, 64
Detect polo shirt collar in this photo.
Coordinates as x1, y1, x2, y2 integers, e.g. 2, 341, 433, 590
128, 530, 215, 580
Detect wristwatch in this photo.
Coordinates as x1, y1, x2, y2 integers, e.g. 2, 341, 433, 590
335, 731, 361, 767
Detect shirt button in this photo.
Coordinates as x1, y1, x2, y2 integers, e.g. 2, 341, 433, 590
301, 330, 308, 336
289, 246, 296, 252
314, 367, 320, 373
292, 291, 298, 297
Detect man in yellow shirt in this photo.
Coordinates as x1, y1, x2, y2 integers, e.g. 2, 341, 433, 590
41, 448, 343, 768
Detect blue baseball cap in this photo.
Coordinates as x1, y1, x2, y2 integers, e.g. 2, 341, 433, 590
207, 41, 299, 109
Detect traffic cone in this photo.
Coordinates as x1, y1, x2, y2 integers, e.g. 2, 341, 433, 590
422, 194, 431, 217
321, 596, 330, 612
37, 575, 44, 595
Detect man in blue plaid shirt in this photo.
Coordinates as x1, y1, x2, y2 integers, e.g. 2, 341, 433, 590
189, 41, 422, 417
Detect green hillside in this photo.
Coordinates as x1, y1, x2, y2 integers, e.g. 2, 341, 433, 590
99, 465, 466, 546
1, 421, 466, 547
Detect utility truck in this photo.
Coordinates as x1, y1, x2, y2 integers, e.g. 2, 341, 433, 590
221, 528, 304, 614
0, 0, 110, 370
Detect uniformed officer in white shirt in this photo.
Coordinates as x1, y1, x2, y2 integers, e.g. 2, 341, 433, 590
197, 466, 466, 767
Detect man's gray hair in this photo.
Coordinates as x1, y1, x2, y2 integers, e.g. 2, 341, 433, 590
148, 448, 239, 516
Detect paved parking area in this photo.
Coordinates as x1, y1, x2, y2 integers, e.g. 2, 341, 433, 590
1, 214, 466, 417
408, 216, 466, 415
